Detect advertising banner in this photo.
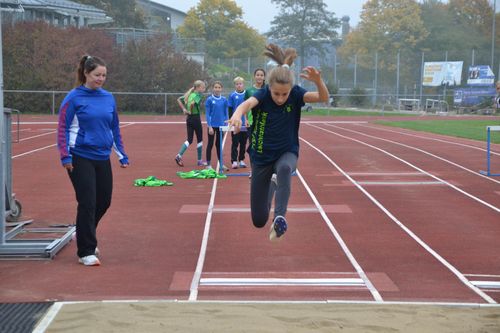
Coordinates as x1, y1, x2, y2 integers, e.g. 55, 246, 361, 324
467, 65, 495, 86
423, 61, 463, 87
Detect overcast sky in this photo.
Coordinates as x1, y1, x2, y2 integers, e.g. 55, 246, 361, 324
152, 0, 367, 33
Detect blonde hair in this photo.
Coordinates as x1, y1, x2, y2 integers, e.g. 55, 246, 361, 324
264, 44, 297, 87
184, 80, 205, 102
233, 76, 245, 84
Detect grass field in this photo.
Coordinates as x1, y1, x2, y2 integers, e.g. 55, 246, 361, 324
376, 119, 500, 143
306, 108, 500, 143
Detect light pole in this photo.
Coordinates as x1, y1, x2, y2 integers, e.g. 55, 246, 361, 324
492, 0, 496, 70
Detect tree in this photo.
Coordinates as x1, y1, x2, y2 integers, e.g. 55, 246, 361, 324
177, 0, 266, 59
76, 0, 147, 28
267, 0, 340, 70
340, 0, 428, 67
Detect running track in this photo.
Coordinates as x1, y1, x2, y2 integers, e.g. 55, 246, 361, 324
1, 114, 499, 306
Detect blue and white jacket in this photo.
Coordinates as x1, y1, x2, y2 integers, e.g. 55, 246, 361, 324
205, 94, 228, 128
57, 85, 129, 166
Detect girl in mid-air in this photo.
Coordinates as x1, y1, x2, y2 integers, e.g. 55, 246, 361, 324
175, 80, 206, 167
228, 44, 329, 240
205, 81, 229, 170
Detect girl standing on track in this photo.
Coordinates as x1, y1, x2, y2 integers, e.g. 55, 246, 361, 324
228, 44, 329, 240
175, 80, 206, 167
57, 55, 129, 266
245, 68, 266, 132
228, 76, 248, 169
245, 68, 266, 179
205, 81, 229, 170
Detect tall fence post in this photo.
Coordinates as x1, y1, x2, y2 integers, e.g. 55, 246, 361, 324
420, 51, 424, 106
354, 54, 357, 87
52, 91, 55, 115
373, 51, 378, 107
396, 50, 400, 101
164, 93, 167, 116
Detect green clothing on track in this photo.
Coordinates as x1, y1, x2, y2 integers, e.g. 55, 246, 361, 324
134, 176, 173, 187
176, 169, 227, 179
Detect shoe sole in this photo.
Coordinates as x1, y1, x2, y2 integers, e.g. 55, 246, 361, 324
269, 220, 287, 241
79, 259, 101, 266
175, 158, 184, 167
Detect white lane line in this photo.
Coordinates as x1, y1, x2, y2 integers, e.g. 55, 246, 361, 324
12, 123, 134, 159
314, 124, 500, 212
355, 181, 444, 186
295, 168, 383, 302
32, 302, 64, 333
356, 123, 500, 156
200, 278, 364, 286
326, 123, 500, 185
348, 172, 425, 176
19, 130, 56, 142
13, 143, 56, 158
188, 132, 229, 301
300, 136, 497, 304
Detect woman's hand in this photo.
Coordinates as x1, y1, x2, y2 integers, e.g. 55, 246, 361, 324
300, 66, 322, 84
208, 126, 214, 135
227, 113, 243, 133
63, 163, 73, 172
120, 163, 129, 168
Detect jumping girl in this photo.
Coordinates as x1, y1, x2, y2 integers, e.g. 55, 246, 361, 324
175, 80, 206, 167
205, 81, 229, 170
227, 44, 329, 240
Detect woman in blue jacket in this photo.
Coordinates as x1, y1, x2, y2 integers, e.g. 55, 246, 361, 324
57, 55, 129, 266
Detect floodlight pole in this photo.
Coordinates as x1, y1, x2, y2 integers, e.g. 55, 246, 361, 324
492, 0, 496, 70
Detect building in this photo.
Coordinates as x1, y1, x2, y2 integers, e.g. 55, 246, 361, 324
0, 0, 112, 27
135, 0, 186, 32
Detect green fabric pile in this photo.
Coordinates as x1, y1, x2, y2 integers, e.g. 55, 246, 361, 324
176, 169, 227, 179
134, 176, 173, 187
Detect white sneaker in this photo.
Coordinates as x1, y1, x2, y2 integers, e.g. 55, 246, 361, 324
79, 255, 101, 266
232, 161, 238, 169
239, 160, 247, 168
222, 165, 229, 172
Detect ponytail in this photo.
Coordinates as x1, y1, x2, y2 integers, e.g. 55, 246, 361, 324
264, 44, 296, 87
75, 55, 106, 86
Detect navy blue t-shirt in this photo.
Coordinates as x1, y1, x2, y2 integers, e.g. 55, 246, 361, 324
249, 85, 306, 166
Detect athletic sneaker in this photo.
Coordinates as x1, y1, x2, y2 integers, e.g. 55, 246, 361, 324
175, 154, 184, 167
239, 160, 247, 168
205, 165, 214, 170
269, 215, 287, 240
197, 160, 205, 166
222, 165, 230, 172
232, 161, 238, 169
79, 255, 101, 266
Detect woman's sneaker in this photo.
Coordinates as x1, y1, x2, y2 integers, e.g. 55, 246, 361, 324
175, 154, 184, 167
79, 255, 101, 266
239, 160, 247, 168
269, 215, 287, 240
232, 161, 238, 169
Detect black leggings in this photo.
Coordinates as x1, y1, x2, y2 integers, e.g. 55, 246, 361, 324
206, 127, 221, 163
68, 154, 113, 258
186, 114, 203, 144
250, 152, 297, 228
231, 131, 248, 163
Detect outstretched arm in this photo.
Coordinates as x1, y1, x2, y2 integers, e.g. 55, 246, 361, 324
301, 66, 329, 104
227, 97, 258, 133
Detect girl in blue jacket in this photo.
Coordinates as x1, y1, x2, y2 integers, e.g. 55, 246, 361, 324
205, 81, 228, 170
57, 55, 129, 266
